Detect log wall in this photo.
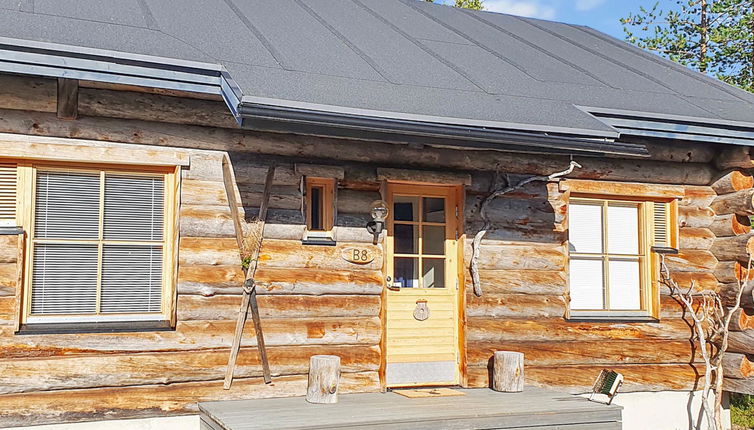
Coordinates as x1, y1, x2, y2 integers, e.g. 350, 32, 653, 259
0, 74, 738, 425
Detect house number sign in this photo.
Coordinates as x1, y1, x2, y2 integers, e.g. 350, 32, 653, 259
341, 246, 377, 264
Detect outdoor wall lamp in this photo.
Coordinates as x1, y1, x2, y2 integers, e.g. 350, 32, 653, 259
367, 200, 389, 245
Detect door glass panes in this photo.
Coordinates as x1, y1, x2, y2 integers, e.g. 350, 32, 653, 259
395, 257, 419, 288
394, 196, 419, 221
423, 197, 445, 223
423, 225, 445, 255
423, 259, 445, 288
392, 194, 448, 289
395, 224, 418, 254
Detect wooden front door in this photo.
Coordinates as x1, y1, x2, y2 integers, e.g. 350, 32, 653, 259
385, 183, 462, 387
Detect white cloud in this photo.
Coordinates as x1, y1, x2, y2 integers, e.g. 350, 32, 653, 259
574, 0, 605, 11
483, 0, 557, 20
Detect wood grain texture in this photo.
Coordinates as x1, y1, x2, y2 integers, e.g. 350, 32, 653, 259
678, 227, 715, 250
709, 214, 752, 237
710, 234, 754, 262
711, 170, 754, 195
711, 189, 754, 216
0, 372, 380, 428
492, 351, 524, 392
678, 206, 715, 229
463, 270, 566, 295
465, 294, 566, 318
723, 353, 753, 379
0, 345, 379, 395
467, 340, 700, 367
467, 364, 702, 392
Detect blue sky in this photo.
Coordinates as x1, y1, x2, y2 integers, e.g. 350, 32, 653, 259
434, 0, 676, 40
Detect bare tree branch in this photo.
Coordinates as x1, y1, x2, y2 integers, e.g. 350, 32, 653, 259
470, 160, 581, 296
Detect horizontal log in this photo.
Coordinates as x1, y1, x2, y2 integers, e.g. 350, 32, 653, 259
231, 160, 301, 187
681, 186, 717, 208
678, 206, 715, 229
337, 189, 381, 215
679, 227, 715, 250
730, 308, 754, 331
0, 263, 18, 295
714, 261, 753, 284
78, 87, 237, 129
710, 235, 754, 262
467, 364, 702, 393
711, 171, 754, 195
295, 163, 345, 180
724, 376, 754, 395
179, 205, 237, 238
0, 372, 380, 428
178, 265, 384, 296
465, 294, 566, 318
716, 146, 754, 171
465, 196, 564, 228
181, 179, 231, 206
0, 74, 56, 113
332, 226, 376, 243
711, 189, 754, 216
0, 318, 381, 359
709, 214, 752, 237
464, 270, 567, 295
723, 353, 754, 379
463, 243, 566, 271
257, 240, 383, 271
727, 331, 754, 354
179, 237, 240, 266
658, 272, 720, 295
465, 317, 693, 342
719, 282, 754, 308
466, 340, 700, 367
664, 250, 718, 273
239, 186, 302, 211
465, 223, 566, 244
0, 109, 718, 184
560, 179, 685, 200
0, 345, 379, 395
177, 294, 381, 320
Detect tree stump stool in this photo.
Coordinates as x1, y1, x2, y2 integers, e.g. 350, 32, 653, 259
306, 355, 341, 404
492, 351, 524, 392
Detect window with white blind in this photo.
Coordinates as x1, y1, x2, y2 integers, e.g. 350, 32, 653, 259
24, 167, 175, 324
568, 198, 675, 318
0, 164, 16, 226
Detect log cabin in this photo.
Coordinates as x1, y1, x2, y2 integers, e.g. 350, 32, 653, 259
1, 1, 754, 429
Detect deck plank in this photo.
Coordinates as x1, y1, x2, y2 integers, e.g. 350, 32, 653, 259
199, 387, 622, 429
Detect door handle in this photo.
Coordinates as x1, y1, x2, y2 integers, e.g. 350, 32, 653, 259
386, 276, 400, 291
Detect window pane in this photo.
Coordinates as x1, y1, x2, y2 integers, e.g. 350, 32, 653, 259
423, 259, 445, 288
35, 171, 100, 239
394, 257, 418, 288
394, 196, 419, 222
31, 243, 98, 314
423, 197, 445, 223
607, 203, 639, 255
608, 259, 641, 310
569, 203, 602, 254
395, 224, 418, 254
101, 245, 163, 313
309, 186, 323, 230
423, 225, 445, 255
104, 174, 165, 241
569, 258, 604, 310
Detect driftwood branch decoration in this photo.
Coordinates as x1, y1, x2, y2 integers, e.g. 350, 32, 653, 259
470, 160, 581, 297
660, 253, 752, 430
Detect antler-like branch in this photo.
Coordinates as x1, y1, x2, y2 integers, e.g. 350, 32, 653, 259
470, 160, 581, 296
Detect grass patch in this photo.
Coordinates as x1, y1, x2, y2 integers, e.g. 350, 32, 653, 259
732, 393, 754, 429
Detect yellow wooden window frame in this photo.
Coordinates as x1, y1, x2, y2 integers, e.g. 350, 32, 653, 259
568, 196, 678, 319
16, 161, 179, 325
304, 177, 335, 234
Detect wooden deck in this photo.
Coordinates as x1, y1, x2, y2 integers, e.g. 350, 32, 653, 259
198, 387, 622, 429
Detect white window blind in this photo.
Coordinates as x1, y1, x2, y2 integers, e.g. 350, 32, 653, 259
31, 169, 166, 318
0, 164, 17, 226
569, 200, 643, 312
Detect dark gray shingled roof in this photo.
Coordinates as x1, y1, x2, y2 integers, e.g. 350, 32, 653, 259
2, 0, 754, 152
